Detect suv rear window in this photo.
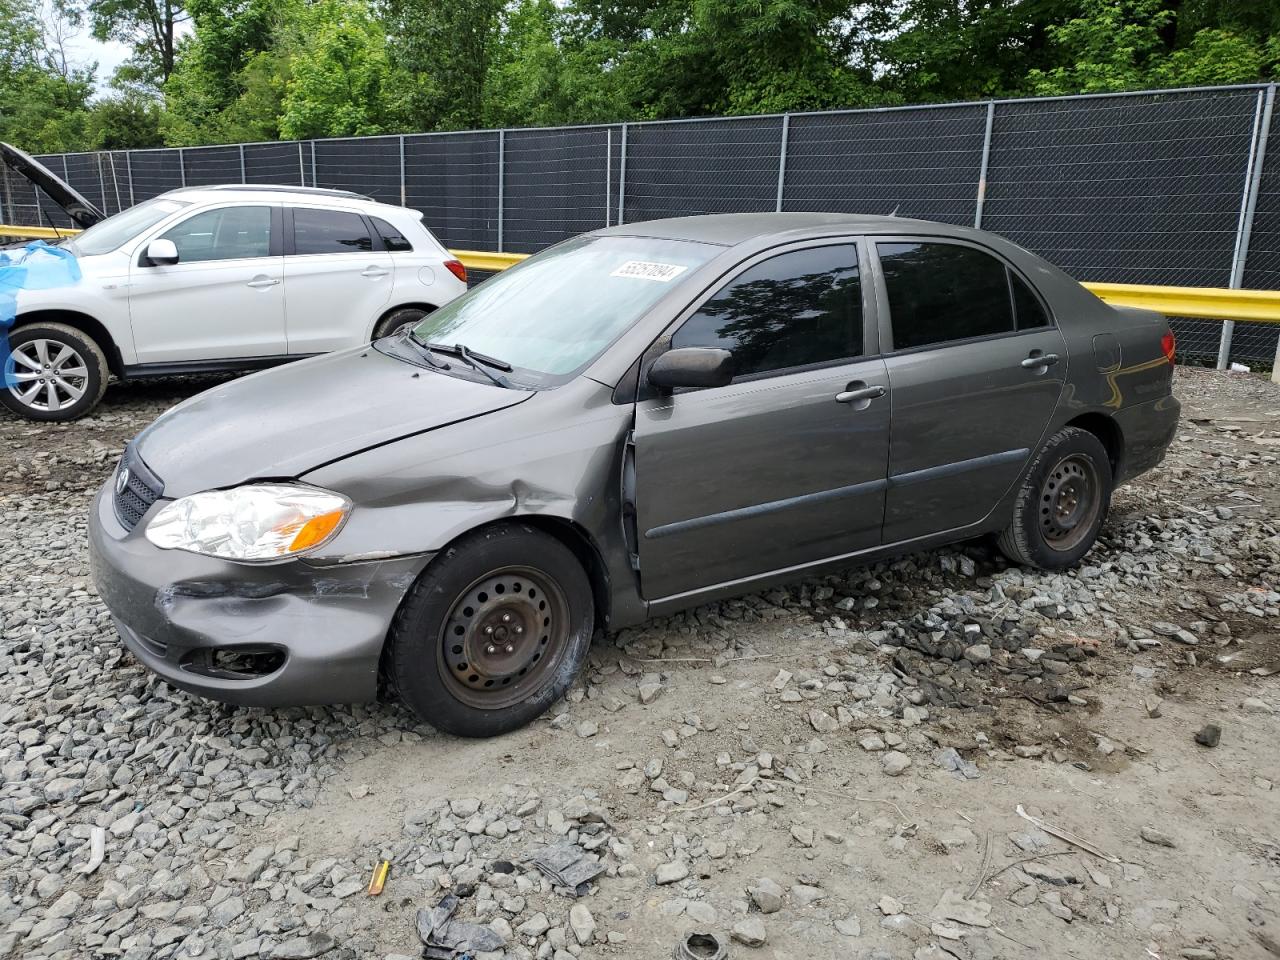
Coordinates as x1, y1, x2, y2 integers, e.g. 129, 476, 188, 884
371, 217, 413, 252
292, 208, 372, 255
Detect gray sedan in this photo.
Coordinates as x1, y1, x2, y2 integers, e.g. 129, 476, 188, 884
89, 213, 1180, 737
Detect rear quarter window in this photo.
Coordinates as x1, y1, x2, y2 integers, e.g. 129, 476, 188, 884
371, 216, 413, 252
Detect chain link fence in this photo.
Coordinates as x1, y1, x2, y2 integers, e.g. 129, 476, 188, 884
5, 84, 1280, 367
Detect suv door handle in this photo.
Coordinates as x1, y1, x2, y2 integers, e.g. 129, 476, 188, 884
1021, 352, 1060, 369
835, 383, 886, 405
361, 267, 390, 279
246, 277, 280, 289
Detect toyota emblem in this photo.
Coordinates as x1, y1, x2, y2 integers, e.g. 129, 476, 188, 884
115, 466, 130, 495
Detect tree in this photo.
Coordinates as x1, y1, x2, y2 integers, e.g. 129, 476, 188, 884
86, 90, 164, 148
1025, 0, 1278, 95
0, 0, 96, 152
161, 0, 303, 144
384, 0, 506, 130
70, 0, 191, 84
278, 0, 408, 138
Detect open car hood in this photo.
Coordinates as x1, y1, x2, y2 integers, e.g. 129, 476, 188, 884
0, 142, 105, 229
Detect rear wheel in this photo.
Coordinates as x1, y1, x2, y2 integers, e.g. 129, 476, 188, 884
997, 426, 1112, 570
389, 524, 594, 737
372, 307, 428, 340
1, 322, 109, 421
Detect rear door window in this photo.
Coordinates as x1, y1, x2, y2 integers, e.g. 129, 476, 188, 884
877, 241, 1016, 350
672, 244, 862, 380
292, 208, 373, 255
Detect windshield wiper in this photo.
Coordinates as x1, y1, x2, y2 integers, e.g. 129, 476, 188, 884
406, 331, 452, 370
425, 342, 514, 388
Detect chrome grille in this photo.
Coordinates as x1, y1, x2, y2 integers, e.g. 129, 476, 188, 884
112, 445, 164, 532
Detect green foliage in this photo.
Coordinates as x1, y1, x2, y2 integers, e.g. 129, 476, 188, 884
4, 0, 1280, 155
278, 0, 407, 138
1028, 0, 1279, 95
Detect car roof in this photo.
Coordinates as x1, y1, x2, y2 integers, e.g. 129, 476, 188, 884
160, 184, 386, 209
592, 212, 979, 246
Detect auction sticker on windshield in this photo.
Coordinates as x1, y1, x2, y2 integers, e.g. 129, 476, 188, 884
610, 260, 689, 282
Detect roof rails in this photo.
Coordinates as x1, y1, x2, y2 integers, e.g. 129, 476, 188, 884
168, 184, 375, 201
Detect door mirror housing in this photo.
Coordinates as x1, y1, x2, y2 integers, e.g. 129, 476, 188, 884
648, 347, 736, 391
144, 238, 179, 266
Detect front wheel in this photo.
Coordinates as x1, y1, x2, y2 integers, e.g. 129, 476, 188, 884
997, 426, 1113, 570
389, 524, 594, 737
1, 322, 109, 421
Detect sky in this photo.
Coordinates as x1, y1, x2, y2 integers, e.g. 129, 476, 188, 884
71, 36, 132, 93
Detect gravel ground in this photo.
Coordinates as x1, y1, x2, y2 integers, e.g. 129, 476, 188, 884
1, 367, 1279, 960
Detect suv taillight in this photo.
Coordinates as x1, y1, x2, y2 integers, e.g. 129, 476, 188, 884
1161, 330, 1176, 364
444, 259, 467, 284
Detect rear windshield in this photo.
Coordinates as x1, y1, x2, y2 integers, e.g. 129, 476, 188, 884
68, 198, 190, 256
411, 235, 717, 384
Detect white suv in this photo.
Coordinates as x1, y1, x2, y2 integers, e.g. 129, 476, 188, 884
1, 147, 468, 421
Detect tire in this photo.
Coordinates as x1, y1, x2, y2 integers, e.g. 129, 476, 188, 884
372, 307, 428, 340
390, 523, 594, 737
997, 426, 1113, 571
0, 322, 109, 421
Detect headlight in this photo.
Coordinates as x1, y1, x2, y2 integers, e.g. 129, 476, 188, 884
145, 484, 350, 561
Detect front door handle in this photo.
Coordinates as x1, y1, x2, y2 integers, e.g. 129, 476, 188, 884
361, 267, 390, 279
1021, 352, 1060, 369
246, 276, 280, 289
835, 383, 886, 406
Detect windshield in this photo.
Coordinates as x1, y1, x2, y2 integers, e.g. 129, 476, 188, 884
410, 235, 718, 384
68, 198, 190, 256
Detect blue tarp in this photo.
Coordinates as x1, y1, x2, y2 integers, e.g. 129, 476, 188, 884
0, 241, 82, 388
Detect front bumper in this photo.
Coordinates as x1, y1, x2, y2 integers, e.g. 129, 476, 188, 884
88, 481, 433, 708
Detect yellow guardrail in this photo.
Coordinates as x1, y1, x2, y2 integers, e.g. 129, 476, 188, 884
2, 223, 1278, 325
1, 224, 78, 241
1083, 282, 1280, 325
449, 249, 529, 272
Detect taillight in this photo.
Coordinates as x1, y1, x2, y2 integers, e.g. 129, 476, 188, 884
444, 259, 467, 284
1161, 330, 1176, 364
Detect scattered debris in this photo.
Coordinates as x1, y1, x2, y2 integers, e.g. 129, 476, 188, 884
416, 894, 506, 959
1016, 805, 1121, 863
673, 931, 729, 960
935, 747, 980, 780
526, 840, 607, 896
366, 860, 389, 896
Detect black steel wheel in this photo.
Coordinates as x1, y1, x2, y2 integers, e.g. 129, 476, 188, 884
1038, 453, 1102, 552
439, 565, 572, 710
389, 524, 594, 737
998, 426, 1113, 571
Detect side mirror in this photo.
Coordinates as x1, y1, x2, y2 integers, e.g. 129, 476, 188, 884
145, 238, 179, 266
648, 347, 736, 390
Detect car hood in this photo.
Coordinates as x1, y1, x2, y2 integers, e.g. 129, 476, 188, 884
0, 142, 105, 229
135, 347, 533, 496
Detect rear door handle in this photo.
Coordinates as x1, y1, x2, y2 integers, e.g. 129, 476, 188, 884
246, 277, 280, 289
835, 384, 886, 405
362, 267, 390, 279
1021, 352, 1060, 369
